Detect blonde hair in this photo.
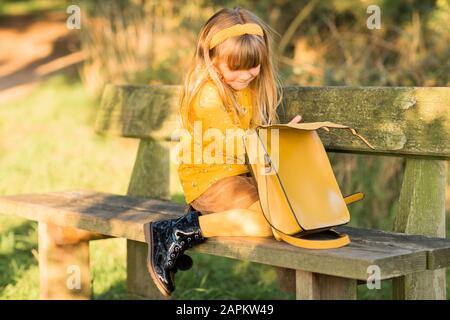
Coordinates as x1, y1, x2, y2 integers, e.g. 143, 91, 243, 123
179, 7, 284, 132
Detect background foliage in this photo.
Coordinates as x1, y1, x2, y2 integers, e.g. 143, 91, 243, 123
0, 0, 448, 299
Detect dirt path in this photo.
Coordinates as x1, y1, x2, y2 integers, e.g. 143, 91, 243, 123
0, 12, 82, 102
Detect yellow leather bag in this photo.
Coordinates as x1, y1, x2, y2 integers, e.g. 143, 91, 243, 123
242, 121, 375, 249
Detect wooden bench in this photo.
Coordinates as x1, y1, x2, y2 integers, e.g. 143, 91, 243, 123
0, 84, 448, 300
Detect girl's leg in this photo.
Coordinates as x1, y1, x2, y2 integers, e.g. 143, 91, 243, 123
190, 174, 273, 238
198, 199, 273, 237
197, 199, 295, 294
146, 175, 273, 296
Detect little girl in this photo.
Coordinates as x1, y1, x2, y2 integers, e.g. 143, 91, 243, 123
144, 6, 301, 297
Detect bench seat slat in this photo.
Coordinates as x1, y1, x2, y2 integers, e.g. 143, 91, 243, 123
337, 226, 450, 269
1, 190, 449, 281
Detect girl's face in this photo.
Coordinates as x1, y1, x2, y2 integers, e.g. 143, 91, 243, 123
215, 59, 261, 91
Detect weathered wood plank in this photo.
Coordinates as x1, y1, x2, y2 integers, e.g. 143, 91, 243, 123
2, 190, 450, 281
38, 222, 91, 299
127, 139, 171, 200
95, 84, 450, 159
274, 266, 296, 294
194, 234, 426, 281
337, 226, 450, 270
296, 270, 357, 300
125, 138, 172, 299
392, 159, 446, 300
95, 85, 181, 142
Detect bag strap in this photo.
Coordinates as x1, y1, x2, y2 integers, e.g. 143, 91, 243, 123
343, 191, 364, 204
258, 121, 376, 150
313, 121, 375, 150
273, 228, 350, 249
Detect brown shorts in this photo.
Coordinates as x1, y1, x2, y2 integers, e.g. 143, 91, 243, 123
190, 173, 259, 214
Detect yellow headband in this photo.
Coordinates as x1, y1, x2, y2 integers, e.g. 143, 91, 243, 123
209, 23, 264, 49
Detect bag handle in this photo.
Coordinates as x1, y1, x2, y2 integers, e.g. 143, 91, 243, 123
272, 228, 350, 249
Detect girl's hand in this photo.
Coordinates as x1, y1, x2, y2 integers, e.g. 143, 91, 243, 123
288, 114, 302, 124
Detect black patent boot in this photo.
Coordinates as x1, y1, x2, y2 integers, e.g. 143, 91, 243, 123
144, 205, 205, 297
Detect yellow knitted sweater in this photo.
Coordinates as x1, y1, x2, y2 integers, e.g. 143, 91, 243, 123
177, 80, 254, 204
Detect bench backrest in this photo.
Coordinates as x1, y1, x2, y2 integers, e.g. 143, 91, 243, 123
95, 84, 449, 238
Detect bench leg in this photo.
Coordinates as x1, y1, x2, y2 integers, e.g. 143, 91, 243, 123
125, 139, 172, 299
126, 240, 170, 300
274, 266, 296, 294
296, 270, 357, 300
38, 222, 91, 299
393, 159, 446, 300
392, 269, 447, 300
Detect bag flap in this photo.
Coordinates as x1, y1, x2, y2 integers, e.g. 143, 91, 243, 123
256, 121, 375, 150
